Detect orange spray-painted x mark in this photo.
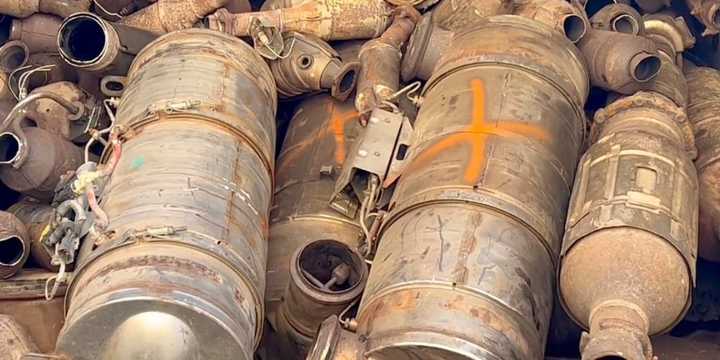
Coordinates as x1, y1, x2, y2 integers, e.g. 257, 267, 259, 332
405, 79, 550, 184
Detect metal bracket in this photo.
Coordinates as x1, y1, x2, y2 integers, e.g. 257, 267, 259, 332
249, 17, 285, 60
330, 108, 412, 217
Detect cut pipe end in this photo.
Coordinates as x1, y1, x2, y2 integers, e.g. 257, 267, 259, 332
629, 53, 661, 82
0, 41, 28, 73
0, 132, 21, 165
58, 13, 115, 69
563, 15, 588, 44
611, 14, 639, 35
330, 62, 360, 102
0, 235, 26, 267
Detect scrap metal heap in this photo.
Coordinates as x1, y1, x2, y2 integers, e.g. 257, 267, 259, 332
0, 0, 718, 359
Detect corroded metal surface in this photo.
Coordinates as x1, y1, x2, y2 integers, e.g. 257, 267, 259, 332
560, 92, 698, 360
8, 14, 62, 54
0, 314, 37, 359
0, 211, 29, 279
208, 0, 393, 41
0, 41, 29, 73
687, 65, 720, 262
311, 15, 588, 360
7, 199, 55, 271
514, 0, 588, 43
400, 12, 453, 82
25, 81, 99, 142
268, 95, 364, 341
119, 0, 228, 34
0, 0, 90, 18
433, 0, 513, 32
56, 29, 277, 360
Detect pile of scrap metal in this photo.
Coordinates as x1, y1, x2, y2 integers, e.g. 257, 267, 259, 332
0, 0, 718, 359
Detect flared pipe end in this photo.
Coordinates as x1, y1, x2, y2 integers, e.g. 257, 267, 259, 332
563, 14, 588, 44
0, 40, 28, 73
58, 12, 118, 71
611, 14, 639, 35
629, 53, 661, 82
0, 132, 21, 165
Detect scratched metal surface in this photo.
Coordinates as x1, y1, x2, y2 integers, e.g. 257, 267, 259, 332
57, 29, 276, 360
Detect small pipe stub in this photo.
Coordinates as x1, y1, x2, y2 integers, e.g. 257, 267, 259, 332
589, 3, 643, 35
0, 40, 28, 73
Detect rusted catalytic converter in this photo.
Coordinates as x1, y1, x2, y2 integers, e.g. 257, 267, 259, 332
0, 0, 90, 19
269, 97, 368, 357
269, 33, 359, 101
514, 0, 589, 43
686, 0, 720, 36
432, 0, 514, 32
207, 0, 393, 41
309, 15, 589, 360
686, 65, 720, 262
4, 14, 62, 54
7, 199, 56, 271
0, 211, 30, 279
560, 92, 698, 360
356, 6, 421, 115
58, 12, 157, 75
55, 29, 277, 360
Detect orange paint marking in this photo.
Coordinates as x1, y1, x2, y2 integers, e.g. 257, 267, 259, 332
406, 79, 550, 184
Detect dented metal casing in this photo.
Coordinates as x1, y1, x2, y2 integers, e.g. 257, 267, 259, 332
7, 13, 62, 54
310, 15, 588, 360
208, 0, 393, 41
270, 32, 358, 101
401, 12, 453, 82
0, 0, 90, 19
267, 95, 366, 352
560, 92, 698, 360
119, 0, 229, 34
432, 0, 513, 32
56, 29, 277, 360
58, 12, 158, 75
686, 66, 720, 262
0, 210, 30, 279
7, 199, 56, 272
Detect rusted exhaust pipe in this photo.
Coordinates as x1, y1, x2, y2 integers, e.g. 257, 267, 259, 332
589, 3, 643, 35
268, 95, 365, 357
269, 32, 359, 101
6, 14, 62, 54
0, 315, 37, 358
686, 0, 720, 36
560, 92, 698, 360
58, 12, 157, 75
0, 41, 29, 73
578, 29, 661, 94
400, 13, 453, 82
56, 29, 277, 360
118, 0, 229, 34
207, 0, 393, 41
310, 15, 589, 360
432, 0, 513, 32
0, 127, 84, 200
0, 0, 90, 19
0, 211, 30, 279
515, 0, 589, 43
356, 6, 421, 115
686, 65, 720, 262
7, 199, 56, 271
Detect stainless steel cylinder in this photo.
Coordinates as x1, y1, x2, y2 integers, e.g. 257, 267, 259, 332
268, 95, 366, 353
560, 92, 698, 360
311, 16, 589, 360
56, 29, 277, 360
687, 65, 720, 262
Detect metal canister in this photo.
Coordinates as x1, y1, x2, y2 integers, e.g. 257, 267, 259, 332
56, 29, 277, 360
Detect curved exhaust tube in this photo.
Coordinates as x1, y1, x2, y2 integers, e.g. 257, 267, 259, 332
0, 0, 90, 19
686, 66, 720, 262
311, 15, 589, 360
590, 3, 643, 35
0, 211, 30, 279
515, 0, 589, 43
58, 12, 157, 75
56, 29, 277, 360
207, 0, 393, 41
0, 41, 29, 73
400, 13, 453, 82
356, 6, 421, 115
269, 32, 359, 101
686, 0, 720, 36
432, 0, 513, 32
578, 29, 661, 94
560, 92, 698, 360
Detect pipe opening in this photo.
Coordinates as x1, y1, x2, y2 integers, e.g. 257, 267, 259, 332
611, 15, 638, 34
585, 0, 615, 17
0, 16, 12, 45
298, 240, 365, 294
59, 15, 107, 63
338, 69, 356, 95
563, 15, 587, 43
0, 132, 20, 164
0, 42, 28, 72
0, 236, 24, 266
632, 55, 661, 82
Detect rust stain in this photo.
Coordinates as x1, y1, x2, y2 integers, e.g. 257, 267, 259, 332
406, 79, 550, 184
